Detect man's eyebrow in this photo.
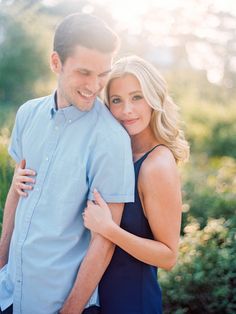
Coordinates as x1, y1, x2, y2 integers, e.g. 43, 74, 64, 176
99, 69, 112, 76
75, 68, 112, 76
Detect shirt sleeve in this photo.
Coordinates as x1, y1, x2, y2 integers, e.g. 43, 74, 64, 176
87, 131, 135, 203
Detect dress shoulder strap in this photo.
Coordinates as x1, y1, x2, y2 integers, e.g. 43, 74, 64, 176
146, 144, 164, 156
135, 144, 164, 165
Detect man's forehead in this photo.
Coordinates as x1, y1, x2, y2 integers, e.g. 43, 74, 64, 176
75, 65, 112, 74
72, 45, 113, 59
68, 45, 113, 72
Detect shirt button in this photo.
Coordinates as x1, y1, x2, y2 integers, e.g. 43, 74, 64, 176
46, 157, 49, 161
68, 119, 72, 123
55, 126, 59, 130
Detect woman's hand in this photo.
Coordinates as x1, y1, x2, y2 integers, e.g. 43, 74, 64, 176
83, 189, 114, 236
13, 159, 36, 197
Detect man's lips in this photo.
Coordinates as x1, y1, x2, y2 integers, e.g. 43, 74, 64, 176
78, 90, 96, 100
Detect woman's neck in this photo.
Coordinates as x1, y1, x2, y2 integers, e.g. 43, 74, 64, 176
131, 128, 160, 161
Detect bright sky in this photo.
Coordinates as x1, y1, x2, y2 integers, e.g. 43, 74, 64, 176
42, 0, 236, 85
43, 0, 236, 16
43, 0, 236, 32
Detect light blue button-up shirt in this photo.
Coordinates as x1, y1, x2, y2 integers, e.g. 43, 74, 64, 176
0, 94, 134, 314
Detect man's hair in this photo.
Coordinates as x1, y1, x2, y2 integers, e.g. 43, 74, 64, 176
53, 13, 120, 63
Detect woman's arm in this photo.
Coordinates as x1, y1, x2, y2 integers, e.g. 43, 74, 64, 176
11, 159, 36, 197
0, 162, 21, 267
83, 147, 182, 270
0, 160, 36, 268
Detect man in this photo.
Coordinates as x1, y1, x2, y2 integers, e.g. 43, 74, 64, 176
0, 13, 134, 314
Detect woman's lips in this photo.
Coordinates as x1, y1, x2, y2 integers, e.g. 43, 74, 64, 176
122, 118, 139, 125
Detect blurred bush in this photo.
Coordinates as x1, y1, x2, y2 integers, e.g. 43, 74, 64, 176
160, 218, 236, 314
167, 69, 236, 159
181, 156, 236, 229
0, 3, 54, 106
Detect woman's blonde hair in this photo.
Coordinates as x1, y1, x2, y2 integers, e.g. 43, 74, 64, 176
104, 55, 189, 163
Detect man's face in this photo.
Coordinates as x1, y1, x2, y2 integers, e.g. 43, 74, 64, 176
51, 45, 113, 111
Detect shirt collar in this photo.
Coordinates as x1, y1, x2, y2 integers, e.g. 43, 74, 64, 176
49, 91, 92, 122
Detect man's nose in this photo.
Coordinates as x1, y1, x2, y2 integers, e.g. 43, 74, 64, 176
86, 76, 101, 93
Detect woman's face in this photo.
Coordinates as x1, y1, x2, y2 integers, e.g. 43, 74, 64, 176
108, 74, 153, 136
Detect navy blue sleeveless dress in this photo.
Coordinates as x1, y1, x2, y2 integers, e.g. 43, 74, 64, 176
99, 145, 162, 314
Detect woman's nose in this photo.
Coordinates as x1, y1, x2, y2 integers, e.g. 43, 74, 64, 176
122, 101, 133, 114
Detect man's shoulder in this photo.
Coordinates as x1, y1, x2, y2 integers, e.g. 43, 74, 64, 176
15, 94, 53, 125
12, 94, 53, 131
19, 94, 52, 112
94, 98, 129, 138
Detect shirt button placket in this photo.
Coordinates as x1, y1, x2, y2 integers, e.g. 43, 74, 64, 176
14, 241, 23, 313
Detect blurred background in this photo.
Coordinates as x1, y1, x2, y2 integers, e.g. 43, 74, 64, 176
0, 0, 236, 312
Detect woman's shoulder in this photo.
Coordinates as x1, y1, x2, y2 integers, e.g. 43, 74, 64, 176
139, 145, 178, 187
143, 145, 176, 171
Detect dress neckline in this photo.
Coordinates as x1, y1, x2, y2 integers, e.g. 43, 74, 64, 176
134, 144, 164, 164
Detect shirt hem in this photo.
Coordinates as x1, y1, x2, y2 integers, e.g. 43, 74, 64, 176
88, 192, 134, 203
8, 148, 21, 164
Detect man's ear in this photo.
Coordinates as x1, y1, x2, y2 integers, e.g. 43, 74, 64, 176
50, 51, 62, 74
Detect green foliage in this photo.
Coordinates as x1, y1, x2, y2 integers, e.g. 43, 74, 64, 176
0, 4, 54, 105
167, 69, 236, 159
0, 132, 14, 226
0, 106, 15, 231
160, 218, 236, 314
0, 104, 16, 130
182, 156, 236, 229
187, 105, 236, 159
206, 118, 236, 158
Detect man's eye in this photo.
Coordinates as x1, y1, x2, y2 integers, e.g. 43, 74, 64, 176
78, 71, 89, 76
99, 72, 109, 78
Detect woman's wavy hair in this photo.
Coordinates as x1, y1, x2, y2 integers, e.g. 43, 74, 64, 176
104, 55, 189, 163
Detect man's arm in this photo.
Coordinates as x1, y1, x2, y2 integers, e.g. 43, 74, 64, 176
60, 202, 124, 314
0, 164, 20, 268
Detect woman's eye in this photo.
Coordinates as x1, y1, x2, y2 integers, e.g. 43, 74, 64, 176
133, 95, 143, 101
111, 98, 121, 104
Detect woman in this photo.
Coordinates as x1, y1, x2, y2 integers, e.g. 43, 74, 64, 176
83, 55, 189, 314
